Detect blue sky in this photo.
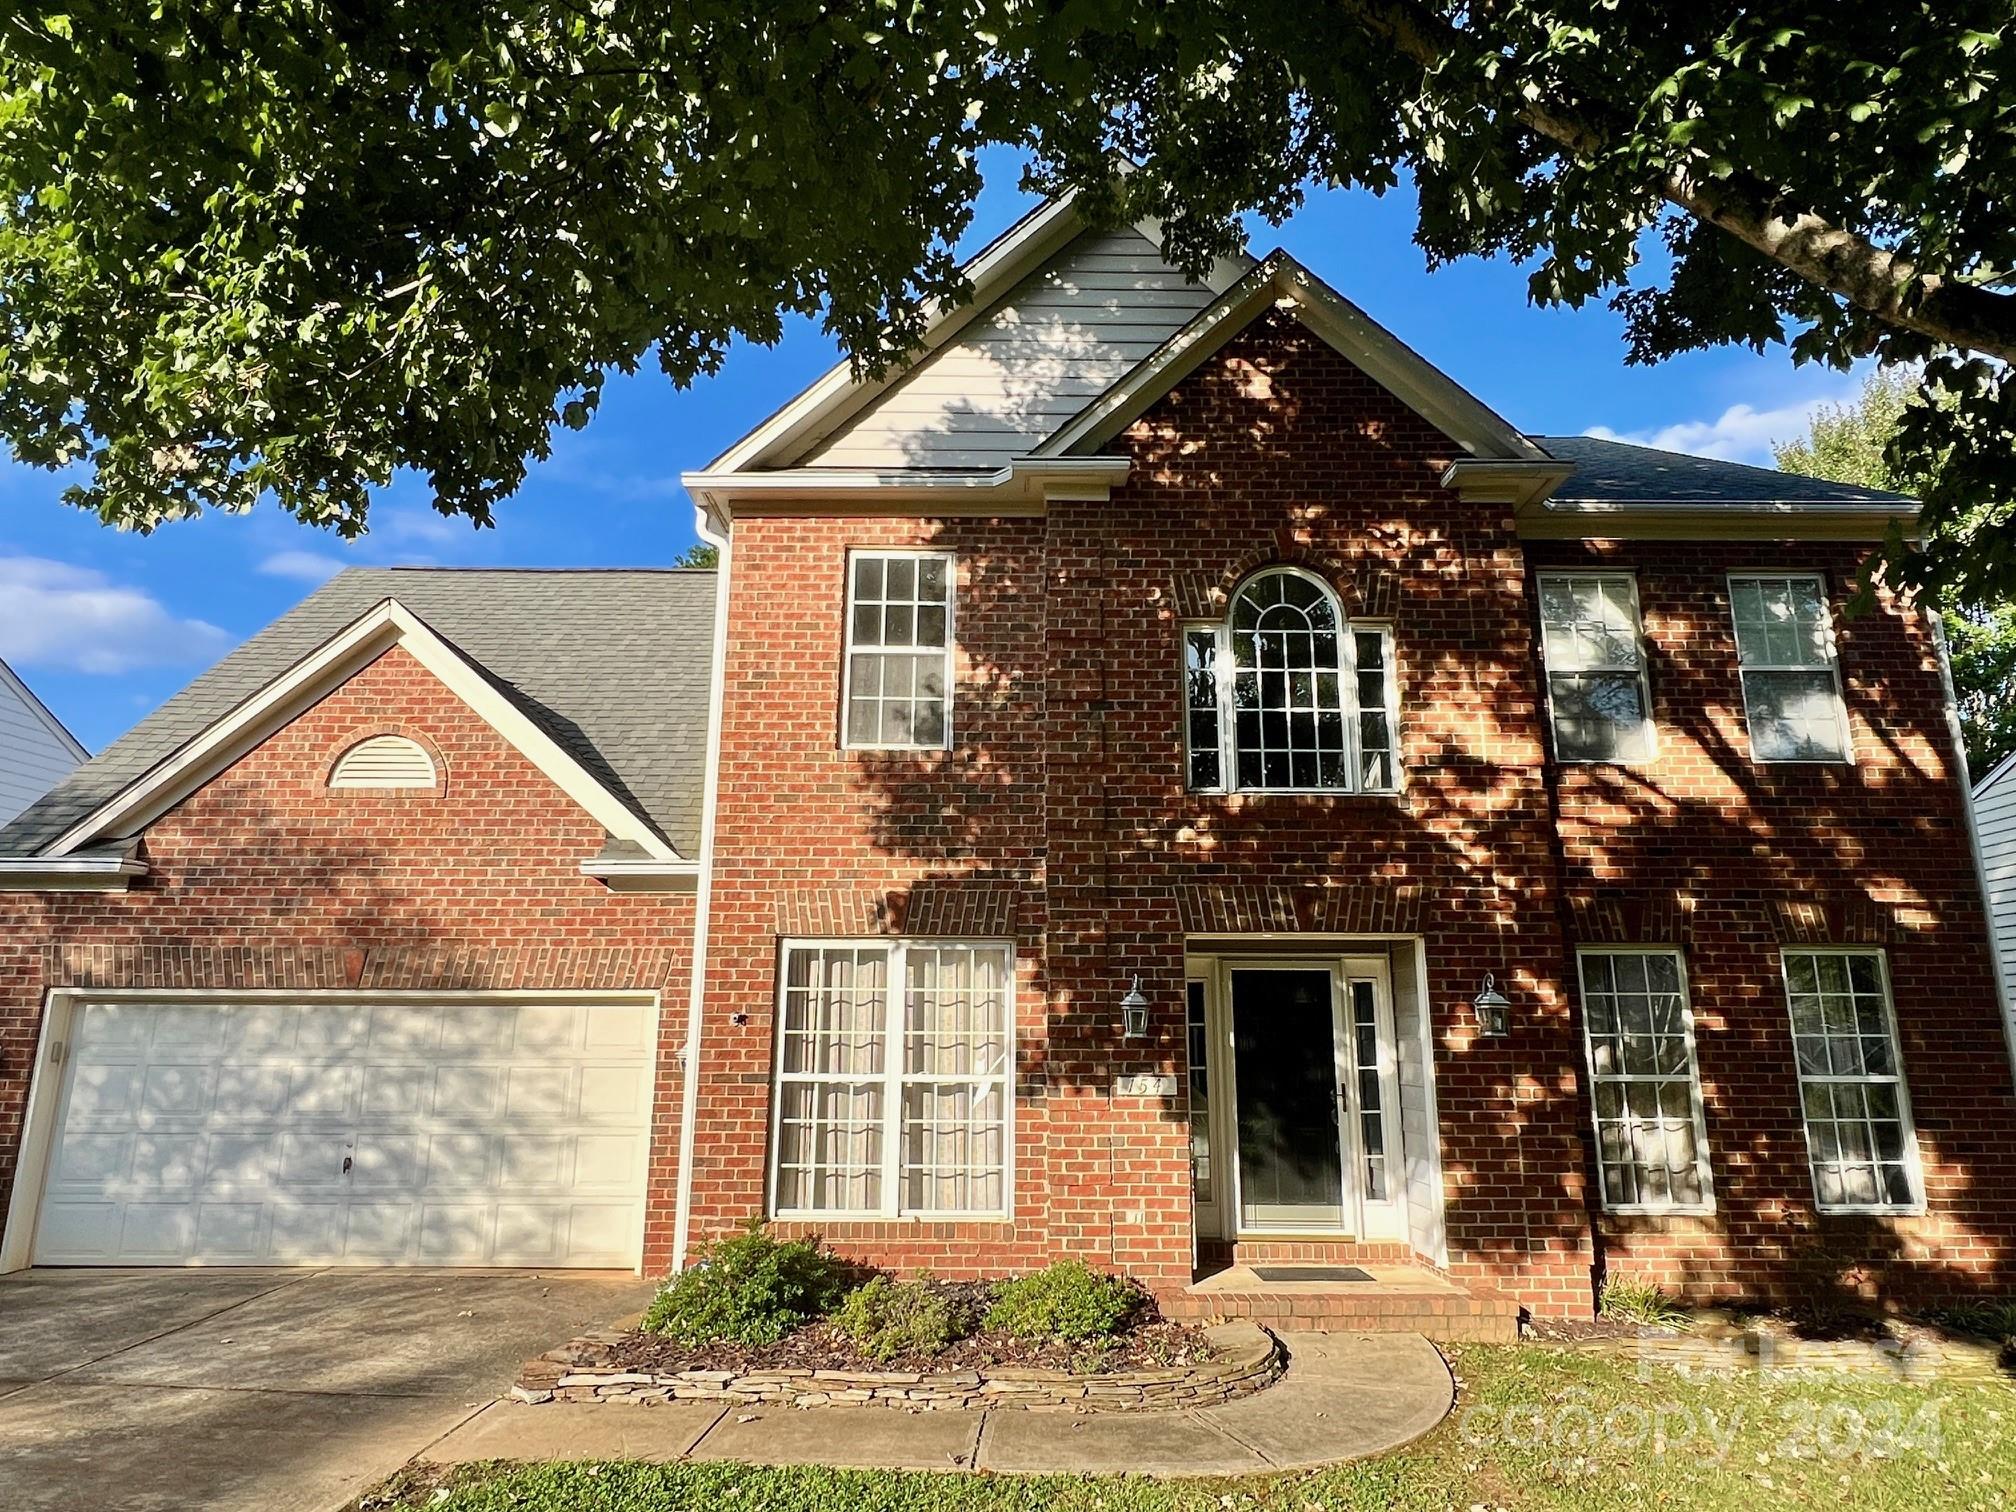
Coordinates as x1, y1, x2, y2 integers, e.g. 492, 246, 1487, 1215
0, 148, 1863, 754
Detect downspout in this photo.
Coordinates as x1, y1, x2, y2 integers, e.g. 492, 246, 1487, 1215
672, 518, 733, 1271
1926, 604, 2016, 1093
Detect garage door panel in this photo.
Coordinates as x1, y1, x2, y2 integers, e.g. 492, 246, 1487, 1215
34, 997, 654, 1267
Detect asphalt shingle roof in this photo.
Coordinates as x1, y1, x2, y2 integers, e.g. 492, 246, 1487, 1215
0, 567, 717, 858
1534, 435, 1918, 508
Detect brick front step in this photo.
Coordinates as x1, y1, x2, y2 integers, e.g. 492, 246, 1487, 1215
1197, 1239, 1419, 1269
1161, 1265, 1524, 1343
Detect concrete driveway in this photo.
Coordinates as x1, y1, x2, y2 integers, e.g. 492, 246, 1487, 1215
0, 1267, 656, 1512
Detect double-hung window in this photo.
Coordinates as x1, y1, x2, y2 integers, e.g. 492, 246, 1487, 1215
1184, 567, 1398, 793
1538, 572, 1655, 762
1781, 949, 1923, 1212
772, 939, 1012, 1218
1577, 950, 1715, 1212
844, 550, 954, 749
1728, 574, 1852, 762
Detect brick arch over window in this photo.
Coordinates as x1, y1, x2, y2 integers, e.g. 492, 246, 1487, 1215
325, 728, 446, 792
1171, 540, 1400, 622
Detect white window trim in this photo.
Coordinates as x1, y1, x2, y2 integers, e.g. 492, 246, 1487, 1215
840, 548, 957, 752
1537, 570, 1658, 766
1181, 568, 1402, 797
767, 936, 1014, 1222
1727, 572, 1855, 766
1574, 946, 1718, 1216
1779, 947, 1927, 1216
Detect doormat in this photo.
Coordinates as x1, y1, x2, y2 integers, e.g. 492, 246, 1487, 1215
1251, 1265, 1375, 1283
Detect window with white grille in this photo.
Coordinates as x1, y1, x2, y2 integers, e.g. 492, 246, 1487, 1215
843, 551, 954, 749
772, 940, 1011, 1218
1538, 573, 1654, 762
1577, 949, 1715, 1212
1183, 568, 1397, 793
1782, 949, 1923, 1212
1729, 574, 1852, 762
328, 734, 437, 789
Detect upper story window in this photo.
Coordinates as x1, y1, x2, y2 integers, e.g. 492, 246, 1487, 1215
843, 550, 954, 750
1728, 573, 1852, 763
328, 734, 437, 789
1184, 567, 1397, 794
1538, 572, 1654, 763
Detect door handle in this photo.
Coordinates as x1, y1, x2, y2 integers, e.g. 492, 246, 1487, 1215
342, 1154, 353, 1175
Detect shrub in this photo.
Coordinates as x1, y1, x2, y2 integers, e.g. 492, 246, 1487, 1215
1598, 1274, 1692, 1332
643, 1221, 849, 1347
834, 1275, 979, 1361
1930, 1298, 2016, 1343
984, 1260, 1144, 1341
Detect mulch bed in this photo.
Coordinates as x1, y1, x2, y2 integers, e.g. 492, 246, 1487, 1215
602, 1283, 1219, 1376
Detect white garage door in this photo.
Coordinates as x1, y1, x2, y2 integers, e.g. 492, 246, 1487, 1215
31, 997, 655, 1267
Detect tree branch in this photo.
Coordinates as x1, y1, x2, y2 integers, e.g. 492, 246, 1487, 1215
1341, 0, 2016, 363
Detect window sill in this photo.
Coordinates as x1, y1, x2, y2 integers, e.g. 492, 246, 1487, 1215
1812, 1203, 1926, 1219
1188, 787, 1404, 800
1600, 1202, 1718, 1219
770, 1210, 1013, 1225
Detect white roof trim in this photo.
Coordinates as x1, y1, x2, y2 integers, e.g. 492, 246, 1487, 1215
1033, 251, 1550, 464
0, 846, 147, 892
682, 457, 1132, 519
0, 657, 88, 764
578, 856, 702, 893
41, 599, 681, 862
1975, 746, 2016, 797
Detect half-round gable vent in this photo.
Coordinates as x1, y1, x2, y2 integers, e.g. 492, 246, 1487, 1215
329, 735, 437, 790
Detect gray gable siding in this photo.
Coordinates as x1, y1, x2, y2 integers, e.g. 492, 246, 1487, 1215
1975, 756, 2016, 1010
0, 568, 716, 858
0, 663, 84, 827
799, 227, 1219, 469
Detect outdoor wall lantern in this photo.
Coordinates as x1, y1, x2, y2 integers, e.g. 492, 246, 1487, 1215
1472, 973, 1512, 1038
1120, 975, 1151, 1039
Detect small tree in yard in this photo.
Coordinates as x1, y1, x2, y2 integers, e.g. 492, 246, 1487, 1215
1775, 371, 2016, 775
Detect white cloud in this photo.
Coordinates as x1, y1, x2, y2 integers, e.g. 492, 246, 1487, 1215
0, 555, 231, 675
257, 549, 346, 584
377, 504, 467, 546
1584, 385, 1859, 467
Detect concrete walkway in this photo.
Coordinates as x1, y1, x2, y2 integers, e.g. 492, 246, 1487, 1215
421, 1331, 1454, 1478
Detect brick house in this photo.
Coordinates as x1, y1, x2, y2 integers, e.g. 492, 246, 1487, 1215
4, 190, 2015, 1323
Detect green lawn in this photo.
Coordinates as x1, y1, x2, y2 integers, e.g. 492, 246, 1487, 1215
363, 1343, 2016, 1512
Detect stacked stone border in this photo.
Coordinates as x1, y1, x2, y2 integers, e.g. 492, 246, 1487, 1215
513, 1320, 1282, 1411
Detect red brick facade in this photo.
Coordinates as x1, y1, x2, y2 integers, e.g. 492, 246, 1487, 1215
0, 647, 695, 1263
4, 310, 2014, 1315
687, 308, 2016, 1311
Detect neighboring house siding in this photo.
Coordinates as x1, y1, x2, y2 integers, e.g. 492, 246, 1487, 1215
1975, 758, 2016, 1010
0, 663, 83, 827
800, 227, 1218, 468
0, 645, 694, 1270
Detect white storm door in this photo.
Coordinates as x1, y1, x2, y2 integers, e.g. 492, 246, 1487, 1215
31, 996, 654, 1268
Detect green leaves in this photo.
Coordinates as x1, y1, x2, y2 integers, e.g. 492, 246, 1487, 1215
5, 0, 2016, 594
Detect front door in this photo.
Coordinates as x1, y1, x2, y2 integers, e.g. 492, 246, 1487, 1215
1230, 967, 1347, 1230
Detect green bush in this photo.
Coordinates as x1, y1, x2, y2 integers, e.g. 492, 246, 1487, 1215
1597, 1273, 1692, 1332
643, 1222, 850, 1347
833, 1275, 979, 1361
984, 1260, 1144, 1341
1931, 1297, 2016, 1343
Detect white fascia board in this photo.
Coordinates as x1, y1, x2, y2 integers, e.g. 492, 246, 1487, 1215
683, 458, 1132, 525
1517, 497, 1919, 542
0, 853, 148, 892
1035, 252, 1548, 465
1439, 458, 1578, 508
43, 600, 680, 863
0, 658, 89, 763
577, 857, 700, 893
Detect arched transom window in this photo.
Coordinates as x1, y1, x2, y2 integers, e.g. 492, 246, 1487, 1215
1183, 569, 1398, 793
